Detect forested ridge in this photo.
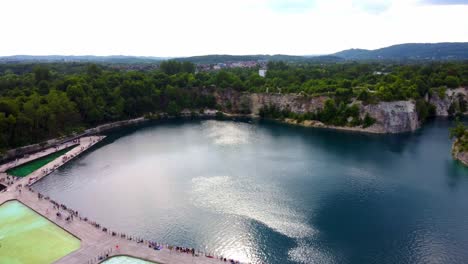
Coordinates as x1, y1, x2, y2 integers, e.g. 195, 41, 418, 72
1, 60, 467, 151
333, 42, 468, 60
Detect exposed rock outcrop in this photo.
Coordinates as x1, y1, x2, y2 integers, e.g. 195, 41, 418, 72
285, 101, 420, 134
361, 101, 419, 133
215, 90, 420, 134
249, 93, 327, 115
429, 87, 468, 116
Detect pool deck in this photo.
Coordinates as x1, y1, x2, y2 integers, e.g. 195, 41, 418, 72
0, 140, 82, 173
0, 136, 228, 264
0, 136, 104, 184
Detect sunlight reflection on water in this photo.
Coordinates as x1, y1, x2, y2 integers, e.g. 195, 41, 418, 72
203, 120, 252, 146
190, 175, 325, 263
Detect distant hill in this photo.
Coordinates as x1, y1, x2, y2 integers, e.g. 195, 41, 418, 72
332, 49, 370, 60
333, 43, 468, 60
175, 54, 343, 64
1, 42, 467, 65
0, 54, 343, 65
175, 54, 304, 64
0, 55, 166, 64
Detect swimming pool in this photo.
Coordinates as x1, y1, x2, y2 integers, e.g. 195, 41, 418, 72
101, 256, 157, 264
0, 200, 81, 263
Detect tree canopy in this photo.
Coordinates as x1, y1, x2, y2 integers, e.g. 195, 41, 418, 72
0, 61, 467, 151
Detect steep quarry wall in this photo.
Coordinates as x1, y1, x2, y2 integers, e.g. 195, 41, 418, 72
362, 101, 419, 133
215, 90, 420, 133
429, 87, 468, 116
215, 90, 326, 114
248, 93, 327, 115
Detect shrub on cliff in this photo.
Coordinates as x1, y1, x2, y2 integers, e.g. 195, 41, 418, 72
215, 111, 225, 119
259, 100, 369, 128
450, 119, 468, 152
416, 99, 436, 122
448, 95, 468, 116
363, 113, 376, 128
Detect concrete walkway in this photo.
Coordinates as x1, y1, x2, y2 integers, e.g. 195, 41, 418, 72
0, 136, 233, 264
0, 139, 80, 173
0, 136, 104, 187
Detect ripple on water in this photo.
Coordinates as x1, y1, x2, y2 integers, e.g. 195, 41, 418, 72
288, 241, 336, 264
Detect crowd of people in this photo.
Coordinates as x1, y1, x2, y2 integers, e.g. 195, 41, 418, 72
86, 248, 113, 264
0, 175, 19, 186
27, 186, 246, 264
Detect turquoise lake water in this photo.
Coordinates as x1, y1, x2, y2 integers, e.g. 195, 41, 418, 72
33, 118, 468, 264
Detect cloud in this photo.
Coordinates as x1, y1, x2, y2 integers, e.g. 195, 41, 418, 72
421, 0, 468, 4
267, 0, 315, 12
353, 0, 393, 13
0, 0, 467, 56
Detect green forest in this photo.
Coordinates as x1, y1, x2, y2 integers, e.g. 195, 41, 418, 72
0, 60, 467, 151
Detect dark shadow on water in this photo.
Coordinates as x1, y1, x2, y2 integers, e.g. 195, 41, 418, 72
310, 184, 468, 264
257, 119, 418, 157
446, 159, 468, 189
239, 217, 297, 264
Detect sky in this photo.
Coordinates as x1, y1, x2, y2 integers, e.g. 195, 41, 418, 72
1, 0, 468, 57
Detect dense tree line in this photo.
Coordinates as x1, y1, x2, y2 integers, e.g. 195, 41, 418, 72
0, 60, 467, 151
262, 61, 468, 102
0, 62, 216, 151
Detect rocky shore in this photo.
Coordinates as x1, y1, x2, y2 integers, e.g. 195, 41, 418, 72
282, 118, 382, 134
215, 88, 467, 134
452, 138, 468, 166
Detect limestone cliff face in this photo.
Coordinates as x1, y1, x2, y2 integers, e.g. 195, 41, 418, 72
361, 101, 419, 133
249, 93, 327, 115
214, 91, 326, 115
215, 90, 420, 134
429, 87, 468, 116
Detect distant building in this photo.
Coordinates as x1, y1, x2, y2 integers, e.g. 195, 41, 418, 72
259, 69, 267, 77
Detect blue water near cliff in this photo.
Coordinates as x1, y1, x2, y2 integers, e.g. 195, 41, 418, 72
33, 118, 468, 264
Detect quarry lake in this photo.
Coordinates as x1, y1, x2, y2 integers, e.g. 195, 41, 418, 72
33, 118, 468, 264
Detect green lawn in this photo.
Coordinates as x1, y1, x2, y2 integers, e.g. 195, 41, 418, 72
6, 146, 77, 177
0, 200, 81, 264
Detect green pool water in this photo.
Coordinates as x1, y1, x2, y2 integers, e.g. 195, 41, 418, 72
101, 256, 157, 264
6, 145, 77, 177
0, 200, 81, 264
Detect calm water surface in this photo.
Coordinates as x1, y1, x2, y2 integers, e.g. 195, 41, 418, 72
33, 119, 468, 264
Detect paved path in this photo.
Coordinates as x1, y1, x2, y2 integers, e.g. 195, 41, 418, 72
0, 136, 233, 264
0, 139, 83, 173
0, 136, 104, 187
